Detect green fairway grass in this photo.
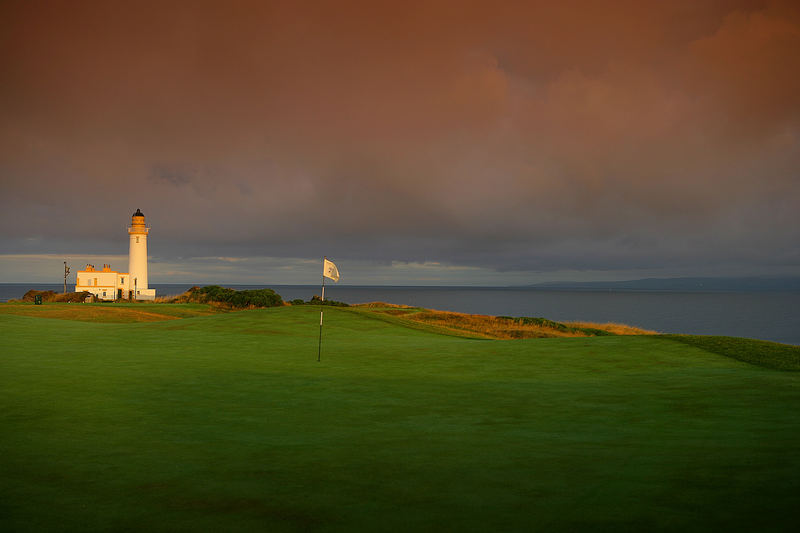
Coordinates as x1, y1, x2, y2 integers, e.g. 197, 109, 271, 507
664, 334, 800, 371
2, 305, 799, 531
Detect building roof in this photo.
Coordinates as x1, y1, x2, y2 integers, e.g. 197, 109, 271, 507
133, 208, 144, 217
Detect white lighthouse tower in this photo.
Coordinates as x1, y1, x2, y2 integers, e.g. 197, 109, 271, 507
128, 208, 156, 300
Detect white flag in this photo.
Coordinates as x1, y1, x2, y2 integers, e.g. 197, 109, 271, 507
323, 258, 340, 282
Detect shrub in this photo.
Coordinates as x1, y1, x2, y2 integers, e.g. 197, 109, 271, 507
20, 290, 97, 303
307, 295, 349, 307
184, 286, 284, 309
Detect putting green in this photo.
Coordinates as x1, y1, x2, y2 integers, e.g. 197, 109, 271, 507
1, 305, 798, 531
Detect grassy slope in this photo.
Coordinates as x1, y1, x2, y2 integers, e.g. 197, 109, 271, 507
0, 302, 221, 322
348, 305, 655, 339
1, 306, 799, 531
665, 334, 800, 371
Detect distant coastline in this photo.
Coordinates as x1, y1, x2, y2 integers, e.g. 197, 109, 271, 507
521, 276, 800, 292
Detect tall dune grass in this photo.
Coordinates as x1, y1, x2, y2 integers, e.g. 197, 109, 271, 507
567, 321, 657, 335
353, 304, 652, 339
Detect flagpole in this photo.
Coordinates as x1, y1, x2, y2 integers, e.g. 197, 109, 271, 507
318, 256, 326, 362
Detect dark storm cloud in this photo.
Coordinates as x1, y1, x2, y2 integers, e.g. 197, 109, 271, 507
1, 0, 799, 277
149, 164, 196, 187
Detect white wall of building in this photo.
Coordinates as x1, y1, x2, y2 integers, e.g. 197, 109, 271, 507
75, 266, 129, 300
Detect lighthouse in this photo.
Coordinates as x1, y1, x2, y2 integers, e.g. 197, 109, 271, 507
74, 209, 156, 300
128, 209, 156, 300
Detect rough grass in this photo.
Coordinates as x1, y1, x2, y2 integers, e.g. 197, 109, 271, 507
0, 302, 221, 322
153, 294, 186, 303
352, 301, 414, 309
352, 304, 654, 339
15, 289, 96, 303
411, 310, 586, 339
665, 335, 800, 371
1, 306, 798, 532
567, 320, 658, 335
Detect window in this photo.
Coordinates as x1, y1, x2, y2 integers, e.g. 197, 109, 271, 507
94, 278, 98, 286
136, 236, 139, 243
121, 277, 124, 284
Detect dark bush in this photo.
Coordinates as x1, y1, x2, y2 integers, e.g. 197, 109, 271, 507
20, 290, 96, 303
185, 285, 284, 308
307, 295, 349, 307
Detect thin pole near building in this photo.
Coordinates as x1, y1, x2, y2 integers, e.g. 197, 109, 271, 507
63, 261, 70, 294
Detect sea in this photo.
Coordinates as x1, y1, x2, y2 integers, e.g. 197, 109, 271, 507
2, 283, 798, 345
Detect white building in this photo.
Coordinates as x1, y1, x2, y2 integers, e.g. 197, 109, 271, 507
74, 263, 128, 301
74, 209, 156, 301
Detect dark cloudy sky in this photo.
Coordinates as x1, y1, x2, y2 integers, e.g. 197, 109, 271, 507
1, 0, 799, 284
